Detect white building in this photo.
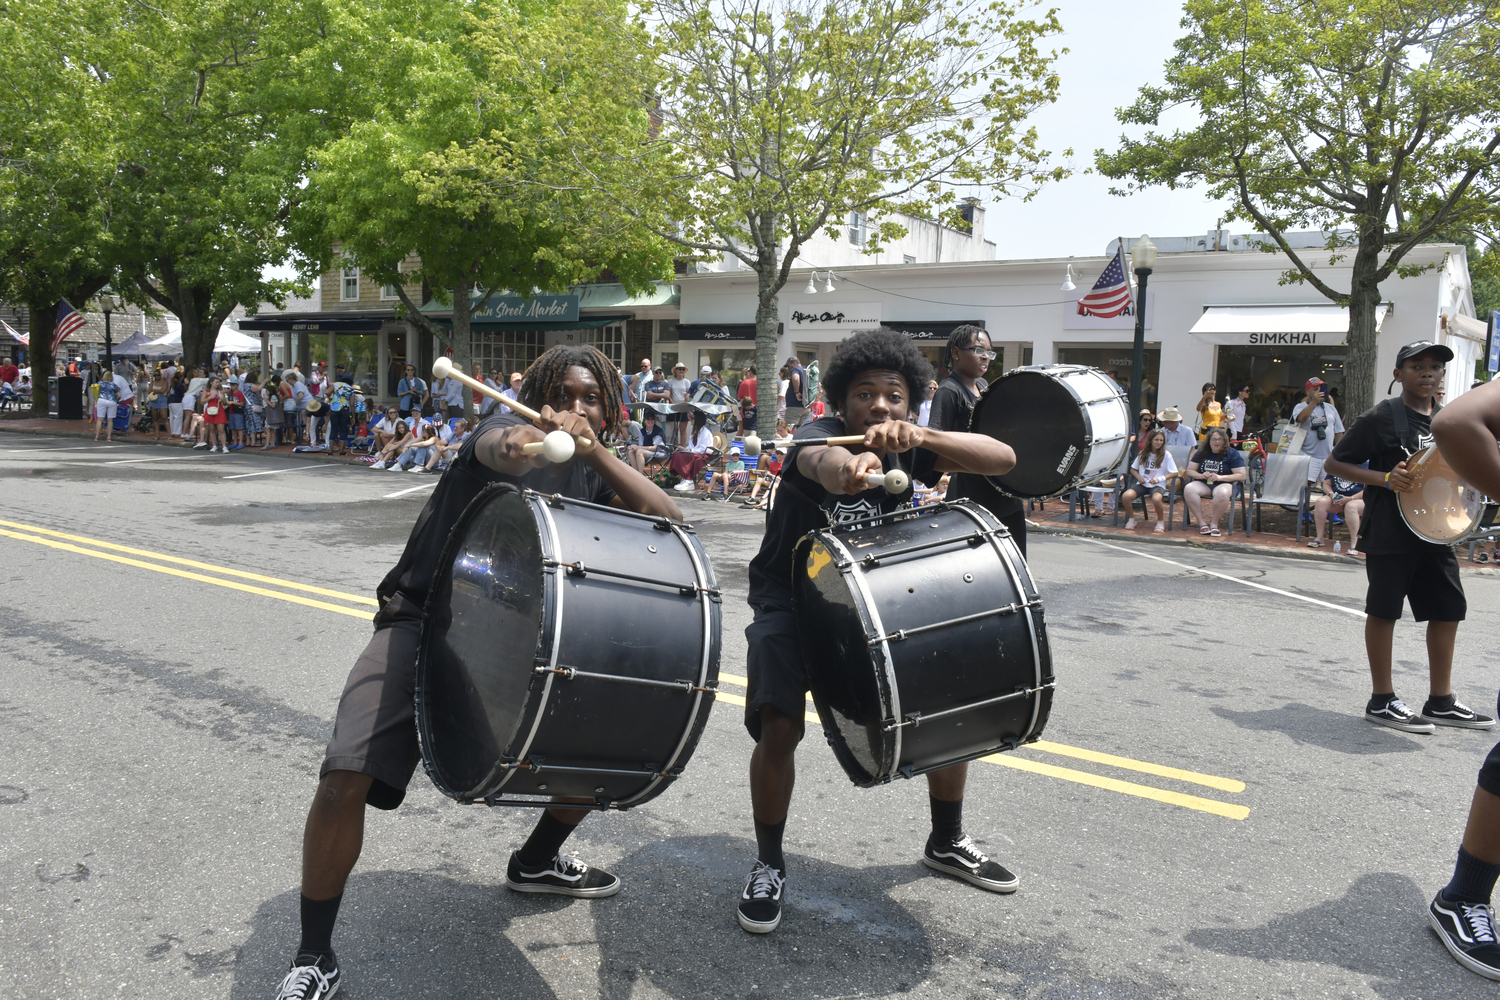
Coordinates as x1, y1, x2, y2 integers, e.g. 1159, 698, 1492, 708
675, 232, 1482, 424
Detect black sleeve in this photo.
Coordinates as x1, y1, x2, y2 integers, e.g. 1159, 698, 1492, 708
1329, 406, 1384, 465
926, 385, 963, 433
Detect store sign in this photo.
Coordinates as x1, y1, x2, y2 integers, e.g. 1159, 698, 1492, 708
676, 324, 771, 341
1191, 330, 1346, 346
1062, 292, 1153, 330
787, 301, 881, 329
472, 294, 580, 323
883, 320, 985, 341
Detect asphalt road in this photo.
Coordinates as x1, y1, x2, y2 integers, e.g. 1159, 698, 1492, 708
2, 432, 1497, 999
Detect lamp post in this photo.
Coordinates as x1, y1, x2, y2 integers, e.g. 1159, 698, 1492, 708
100, 293, 121, 373
1127, 236, 1157, 420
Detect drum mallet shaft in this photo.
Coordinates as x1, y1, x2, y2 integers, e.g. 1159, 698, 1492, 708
741, 433, 866, 456
431, 357, 594, 462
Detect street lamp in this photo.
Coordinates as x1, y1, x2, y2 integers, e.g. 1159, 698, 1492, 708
99, 293, 122, 373
1127, 235, 1156, 421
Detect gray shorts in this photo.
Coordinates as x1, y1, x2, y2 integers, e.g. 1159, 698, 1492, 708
321, 593, 425, 809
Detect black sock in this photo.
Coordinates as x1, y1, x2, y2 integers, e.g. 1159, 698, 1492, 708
1426, 692, 1457, 712
1442, 845, 1500, 905
754, 818, 786, 873
1367, 692, 1396, 711
516, 810, 580, 867
930, 796, 964, 843
297, 894, 342, 960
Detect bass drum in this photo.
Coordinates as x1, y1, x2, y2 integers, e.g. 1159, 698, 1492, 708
792, 500, 1053, 787
1397, 444, 1500, 544
416, 485, 721, 810
970, 365, 1131, 500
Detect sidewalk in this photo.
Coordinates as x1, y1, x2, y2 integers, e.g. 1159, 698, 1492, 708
0, 411, 372, 468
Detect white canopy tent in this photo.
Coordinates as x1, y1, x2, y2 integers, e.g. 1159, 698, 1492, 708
144, 325, 263, 355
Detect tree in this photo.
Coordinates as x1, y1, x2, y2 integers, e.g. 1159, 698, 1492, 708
0, 0, 118, 390
569, 0, 1068, 423
296, 0, 673, 417
1097, 0, 1500, 415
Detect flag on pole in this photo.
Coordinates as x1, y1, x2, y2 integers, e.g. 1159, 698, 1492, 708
2, 319, 26, 345
1075, 243, 1133, 319
51, 299, 87, 354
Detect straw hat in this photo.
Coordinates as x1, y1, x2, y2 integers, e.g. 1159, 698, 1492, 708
1158, 406, 1183, 422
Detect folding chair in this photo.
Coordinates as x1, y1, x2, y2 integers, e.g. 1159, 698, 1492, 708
1249, 452, 1312, 541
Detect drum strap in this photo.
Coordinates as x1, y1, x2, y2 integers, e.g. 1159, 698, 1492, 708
1386, 395, 1440, 457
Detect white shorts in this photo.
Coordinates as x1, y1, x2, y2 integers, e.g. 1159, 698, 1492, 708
1307, 456, 1326, 485
182, 393, 197, 412
95, 399, 118, 421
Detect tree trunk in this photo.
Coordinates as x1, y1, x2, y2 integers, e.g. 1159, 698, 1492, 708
754, 261, 781, 435
1342, 243, 1385, 418
449, 287, 475, 422
27, 300, 56, 415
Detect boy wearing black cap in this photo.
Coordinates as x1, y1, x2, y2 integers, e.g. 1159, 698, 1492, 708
1324, 342, 1495, 733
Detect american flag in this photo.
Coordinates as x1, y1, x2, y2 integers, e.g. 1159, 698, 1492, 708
51, 299, 87, 354
2, 319, 26, 345
1075, 244, 1134, 318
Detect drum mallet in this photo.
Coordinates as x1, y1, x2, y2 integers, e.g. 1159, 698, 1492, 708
863, 468, 911, 493
431, 357, 593, 463
742, 432, 867, 456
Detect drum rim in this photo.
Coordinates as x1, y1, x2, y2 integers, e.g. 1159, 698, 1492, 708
1397, 444, 1486, 544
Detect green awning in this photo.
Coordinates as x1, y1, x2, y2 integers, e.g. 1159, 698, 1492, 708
574, 282, 678, 309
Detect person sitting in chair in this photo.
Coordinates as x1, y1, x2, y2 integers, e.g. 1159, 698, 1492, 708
1184, 427, 1246, 537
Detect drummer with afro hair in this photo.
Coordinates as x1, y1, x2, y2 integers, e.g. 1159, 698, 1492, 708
274, 344, 681, 1000
737, 327, 1018, 935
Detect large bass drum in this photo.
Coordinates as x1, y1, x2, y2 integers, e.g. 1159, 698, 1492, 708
792, 500, 1053, 787
416, 486, 721, 810
970, 365, 1131, 500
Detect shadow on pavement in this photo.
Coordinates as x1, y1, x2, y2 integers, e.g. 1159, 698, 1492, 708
1211, 702, 1424, 755
230, 871, 566, 999
591, 835, 933, 999
1186, 871, 1477, 998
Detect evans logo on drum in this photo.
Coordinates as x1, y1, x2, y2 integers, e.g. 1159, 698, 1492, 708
1054, 445, 1079, 476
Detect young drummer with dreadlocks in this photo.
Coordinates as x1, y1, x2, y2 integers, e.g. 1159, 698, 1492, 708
274, 346, 681, 1000
918, 324, 1029, 554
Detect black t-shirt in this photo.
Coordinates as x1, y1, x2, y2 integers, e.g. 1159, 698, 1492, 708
916, 376, 1023, 518
1193, 448, 1244, 478
377, 413, 617, 605
747, 415, 926, 609
1328, 398, 1439, 554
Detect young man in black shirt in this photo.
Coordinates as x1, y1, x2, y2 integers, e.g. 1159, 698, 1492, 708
1323, 341, 1494, 734
274, 347, 681, 1000
921, 324, 1027, 555
737, 328, 1018, 934
1428, 380, 1500, 980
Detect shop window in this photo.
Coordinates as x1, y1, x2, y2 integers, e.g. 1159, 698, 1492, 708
697, 348, 759, 394
470, 329, 546, 382
1056, 347, 1160, 412
657, 320, 679, 343
1215, 345, 1345, 432
341, 267, 360, 302
381, 280, 402, 301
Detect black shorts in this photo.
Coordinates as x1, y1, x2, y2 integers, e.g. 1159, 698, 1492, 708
321, 592, 425, 809
744, 603, 810, 741
1363, 549, 1466, 622
667, 412, 688, 423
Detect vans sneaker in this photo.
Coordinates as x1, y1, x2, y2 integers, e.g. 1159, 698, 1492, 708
274, 953, 341, 999
1365, 696, 1436, 734
505, 851, 620, 898
1430, 893, 1500, 981
923, 835, 1018, 893
737, 861, 785, 934
1422, 698, 1497, 730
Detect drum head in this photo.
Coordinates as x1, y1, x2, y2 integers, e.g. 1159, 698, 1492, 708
1400, 446, 1484, 543
792, 536, 891, 785
972, 370, 1087, 498
417, 486, 545, 799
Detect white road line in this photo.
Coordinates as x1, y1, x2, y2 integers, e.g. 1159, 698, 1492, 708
1074, 537, 1366, 618
5, 446, 115, 453
102, 455, 200, 465
384, 480, 440, 498
222, 465, 336, 480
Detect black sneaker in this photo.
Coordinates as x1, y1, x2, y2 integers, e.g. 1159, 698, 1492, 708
1422, 698, 1497, 730
1365, 696, 1436, 733
505, 851, 620, 897
1430, 892, 1500, 981
923, 834, 1019, 893
274, 953, 340, 999
737, 861, 785, 933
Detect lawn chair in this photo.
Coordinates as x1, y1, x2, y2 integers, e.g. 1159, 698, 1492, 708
1113, 445, 1190, 529
1249, 452, 1312, 541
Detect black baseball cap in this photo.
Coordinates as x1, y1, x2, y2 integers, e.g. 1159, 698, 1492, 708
1395, 341, 1454, 366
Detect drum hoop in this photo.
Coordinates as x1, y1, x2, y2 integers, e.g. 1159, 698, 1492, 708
819, 529, 902, 780
491, 490, 565, 794
1397, 446, 1485, 544
948, 501, 1047, 741
615, 521, 718, 807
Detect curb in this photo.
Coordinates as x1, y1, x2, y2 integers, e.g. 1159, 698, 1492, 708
0, 421, 372, 469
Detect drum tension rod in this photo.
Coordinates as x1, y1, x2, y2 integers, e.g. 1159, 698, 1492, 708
884, 682, 1057, 731
855, 530, 994, 568
869, 599, 1043, 644
545, 558, 721, 598
534, 664, 719, 694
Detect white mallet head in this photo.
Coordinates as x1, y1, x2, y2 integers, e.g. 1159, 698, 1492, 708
884, 469, 911, 494
742, 434, 762, 456
541, 429, 575, 463
431, 356, 453, 380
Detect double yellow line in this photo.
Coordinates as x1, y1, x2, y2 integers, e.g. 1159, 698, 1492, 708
0, 519, 376, 620
715, 672, 1249, 821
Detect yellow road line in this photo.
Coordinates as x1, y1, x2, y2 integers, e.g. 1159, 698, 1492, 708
0, 518, 378, 607
980, 753, 1250, 821
714, 689, 820, 725
1025, 740, 1245, 794
0, 528, 375, 621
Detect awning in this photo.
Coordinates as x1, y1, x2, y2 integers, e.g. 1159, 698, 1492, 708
145, 327, 263, 354
1189, 304, 1388, 346
462, 313, 632, 332
238, 313, 389, 333
575, 282, 678, 309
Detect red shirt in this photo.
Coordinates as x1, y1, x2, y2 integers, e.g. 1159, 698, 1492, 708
737, 377, 757, 405
0, 364, 17, 384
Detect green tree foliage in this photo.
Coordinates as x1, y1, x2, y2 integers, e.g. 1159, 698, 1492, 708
295, 0, 674, 416
1097, 0, 1500, 415
568, 0, 1068, 421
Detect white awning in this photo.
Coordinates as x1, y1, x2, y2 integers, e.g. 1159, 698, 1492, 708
144, 326, 263, 354
1188, 304, 1388, 346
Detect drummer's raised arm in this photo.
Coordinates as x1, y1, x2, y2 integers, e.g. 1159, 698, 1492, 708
1433, 381, 1500, 498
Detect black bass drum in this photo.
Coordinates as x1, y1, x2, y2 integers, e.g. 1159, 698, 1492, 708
792, 500, 1053, 787
416, 485, 721, 810
970, 365, 1131, 500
